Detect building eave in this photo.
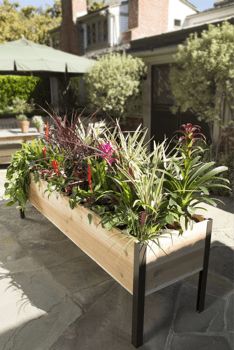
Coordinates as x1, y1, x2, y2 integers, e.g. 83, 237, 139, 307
48, 25, 61, 35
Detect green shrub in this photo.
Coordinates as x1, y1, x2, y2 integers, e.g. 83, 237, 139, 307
0, 76, 50, 113
84, 52, 147, 121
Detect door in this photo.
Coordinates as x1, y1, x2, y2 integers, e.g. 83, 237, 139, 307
151, 64, 210, 150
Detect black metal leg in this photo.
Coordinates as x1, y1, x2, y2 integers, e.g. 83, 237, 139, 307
196, 219, 213, 313
19, 202, 25, 219
132, 242, 147, 348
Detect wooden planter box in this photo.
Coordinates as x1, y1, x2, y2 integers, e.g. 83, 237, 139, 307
25, 177, 212, 348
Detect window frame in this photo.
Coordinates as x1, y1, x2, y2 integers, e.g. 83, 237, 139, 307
86, 17, 108, 49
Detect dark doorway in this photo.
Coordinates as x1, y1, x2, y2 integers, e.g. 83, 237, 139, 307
151, 64, 210, 150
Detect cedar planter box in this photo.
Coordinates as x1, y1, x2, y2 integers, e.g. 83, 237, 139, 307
25, 177, 213, 348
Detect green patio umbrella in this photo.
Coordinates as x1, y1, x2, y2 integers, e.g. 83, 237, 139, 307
0, 37, 95, 113
0, 37, 94, 76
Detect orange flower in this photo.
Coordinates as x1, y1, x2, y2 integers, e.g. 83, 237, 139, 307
45, 122, 49, 140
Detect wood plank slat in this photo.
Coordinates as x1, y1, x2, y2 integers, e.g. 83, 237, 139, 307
28, 177, 135, 294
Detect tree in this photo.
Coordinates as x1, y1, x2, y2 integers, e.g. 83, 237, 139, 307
0, 0, 62, 46
87, 0, 106, 12
84, 52, 147, 121
169, 21, 234, 157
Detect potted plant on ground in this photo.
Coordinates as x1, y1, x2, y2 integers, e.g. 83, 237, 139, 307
32, 115, 45, 133
4, 113, 230, 348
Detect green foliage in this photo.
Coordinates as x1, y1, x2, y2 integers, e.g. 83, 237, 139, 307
4, 139, 46, 211
16, 114, 28, 121
0, 76, 51, 113
0, 0, 62, 46
169, 21, 234, 141
84, 52, 147, 121
12, 97, 32, 115
200, 147, 234, 197
87, 0, 106, 12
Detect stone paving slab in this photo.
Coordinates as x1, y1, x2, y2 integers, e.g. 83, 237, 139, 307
172, 284, 225, 333
0, 265, 83, 350
186, 271, 234, 298
169, 335, 232, 350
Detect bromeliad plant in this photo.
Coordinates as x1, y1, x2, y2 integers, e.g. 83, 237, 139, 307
4, 113, 230, 250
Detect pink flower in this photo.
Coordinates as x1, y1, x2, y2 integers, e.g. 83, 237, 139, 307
98, 142, 117, 164
88, 163, 93, 193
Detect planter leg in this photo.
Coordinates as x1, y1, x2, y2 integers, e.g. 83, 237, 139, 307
19, 202, 25, 219
196, 219, 213, 313
132, 242, 147, 348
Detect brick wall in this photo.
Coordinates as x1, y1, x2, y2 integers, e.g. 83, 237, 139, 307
128, 0, 139, 30
60, 0, 86, 56
122, 0, 170, 42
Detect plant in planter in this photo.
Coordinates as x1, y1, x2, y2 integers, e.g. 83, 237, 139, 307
32, 115, 45, 133
12, 97, 33, 133
15, 113, 30, 133
4, 113, 230, 348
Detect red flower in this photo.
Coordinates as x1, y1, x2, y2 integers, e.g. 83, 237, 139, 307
52, 160, 60, 178
42, 149, 47, 157
88, 163, 93, 193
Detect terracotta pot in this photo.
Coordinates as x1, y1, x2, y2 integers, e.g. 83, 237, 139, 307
20, 121, 30, 133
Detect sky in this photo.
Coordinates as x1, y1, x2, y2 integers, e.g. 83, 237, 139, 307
16, 0, 216, 12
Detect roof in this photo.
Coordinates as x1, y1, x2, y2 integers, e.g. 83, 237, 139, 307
127, 16, 234, 55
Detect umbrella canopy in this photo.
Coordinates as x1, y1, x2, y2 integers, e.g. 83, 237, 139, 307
0, 38, 95, 76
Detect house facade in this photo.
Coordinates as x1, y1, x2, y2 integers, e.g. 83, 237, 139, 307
50, 0, 234, 147
52, 0, 197, 58
128, 0, 234, 147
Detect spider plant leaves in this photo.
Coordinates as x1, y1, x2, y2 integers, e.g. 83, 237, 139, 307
198, 186, 209, 195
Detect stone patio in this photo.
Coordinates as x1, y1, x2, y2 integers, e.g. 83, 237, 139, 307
0, 168, 233, 350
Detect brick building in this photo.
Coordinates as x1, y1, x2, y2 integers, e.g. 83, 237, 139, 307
50, 0, 197, 57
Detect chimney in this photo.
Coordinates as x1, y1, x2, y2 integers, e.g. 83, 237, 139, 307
122, 0, 170, 42
60, 0, 87, 55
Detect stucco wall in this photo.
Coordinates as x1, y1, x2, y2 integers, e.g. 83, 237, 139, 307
168, 0, 197, 30
109, 4, 128, 46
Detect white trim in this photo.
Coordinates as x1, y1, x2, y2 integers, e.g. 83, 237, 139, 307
76, 10, 88, 20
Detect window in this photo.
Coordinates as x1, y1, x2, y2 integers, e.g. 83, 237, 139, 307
86, 19, 108, 47
174, 19, 181, 27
